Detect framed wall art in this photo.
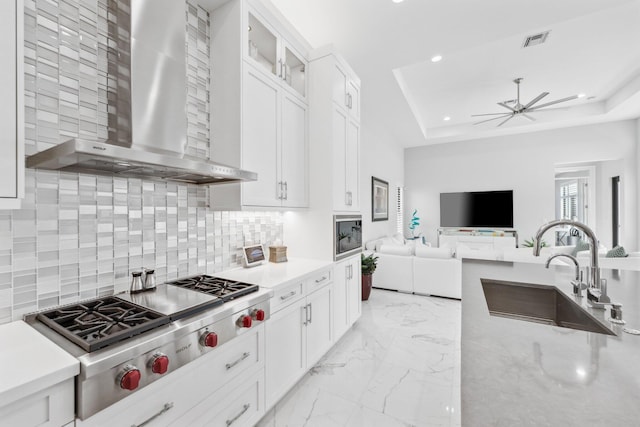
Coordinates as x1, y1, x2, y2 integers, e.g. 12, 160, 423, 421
371, 176, 389, 222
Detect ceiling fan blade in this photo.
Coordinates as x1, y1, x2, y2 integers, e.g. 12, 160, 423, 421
522, 113, 536, 122
473, 114, 511, 125
497, 102, 518, 113
497, 115, 514, 127
528, 95, 579, 111
471, 112, 515, 117
523, 92, 549, 109
526, 106, 570, 112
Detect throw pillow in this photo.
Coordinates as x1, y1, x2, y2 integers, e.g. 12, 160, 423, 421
606, 245, 628, 258
571, 239, 590, 257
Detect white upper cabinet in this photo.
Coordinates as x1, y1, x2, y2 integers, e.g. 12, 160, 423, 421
309, 48, 361, 213
208, 0, 309, 210
247, 11, 306, 99
0, 0, 24, 209
332, 61, 360, 121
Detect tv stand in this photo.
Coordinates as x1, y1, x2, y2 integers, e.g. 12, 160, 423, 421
438, 228, 518, 253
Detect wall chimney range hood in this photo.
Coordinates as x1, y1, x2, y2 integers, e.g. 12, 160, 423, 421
25, 0, 256, 185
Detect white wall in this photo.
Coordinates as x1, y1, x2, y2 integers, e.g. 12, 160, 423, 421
360, 123, 405, 242
404, 120, 639, 251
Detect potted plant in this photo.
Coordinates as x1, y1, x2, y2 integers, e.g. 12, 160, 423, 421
408, 209, 421, 240
361, 253, 378, 301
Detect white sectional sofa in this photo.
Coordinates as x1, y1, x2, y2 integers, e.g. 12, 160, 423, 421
364, 235, 462, 299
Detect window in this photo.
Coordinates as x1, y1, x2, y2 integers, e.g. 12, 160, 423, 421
559, 181, 578, 220
396, 186, 404, 234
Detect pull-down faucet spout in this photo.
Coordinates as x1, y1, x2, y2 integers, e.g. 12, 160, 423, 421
533, 219, 600, 291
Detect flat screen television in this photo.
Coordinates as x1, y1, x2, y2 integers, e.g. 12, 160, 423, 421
440, 190, 513, 228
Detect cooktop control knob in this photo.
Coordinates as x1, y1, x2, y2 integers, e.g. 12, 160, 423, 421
238, 314, 252, 328
150, 354, 169, 375
252, 309, 266, 321
119, 366, 141, 391
201, 331, 218, 348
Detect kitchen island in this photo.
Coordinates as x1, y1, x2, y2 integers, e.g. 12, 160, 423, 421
462, 259, 640, 426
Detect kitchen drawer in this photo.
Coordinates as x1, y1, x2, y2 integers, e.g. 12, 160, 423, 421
77, 325, 264, 427
270, 280, 304, 313
0, 379, 74, 427
305, 268, 332, 294
175, 366, 264, 427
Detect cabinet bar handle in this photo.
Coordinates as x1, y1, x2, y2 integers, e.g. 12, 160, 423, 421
302, 305, 308, 325
284, 181, 288, 200
226, 404, 250, 426
131, 402, 174, 427
277, 181, 283, 199
280, 290, 297, 300
308, 303, 312, 324
315, 276, 327, 284
225, 352, 250, 370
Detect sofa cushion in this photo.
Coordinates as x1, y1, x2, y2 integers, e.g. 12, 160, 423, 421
606, 246, 628, 258
571, 239, 591, 256
378, 244, 413, 256
364, 239, 381, 251
415, 246, 452, 259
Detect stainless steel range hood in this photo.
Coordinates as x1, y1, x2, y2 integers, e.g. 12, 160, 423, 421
25, 0, 256, 185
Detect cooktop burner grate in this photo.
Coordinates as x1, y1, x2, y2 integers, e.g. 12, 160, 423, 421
166, 275, 259, 302
37, 296, 170, 352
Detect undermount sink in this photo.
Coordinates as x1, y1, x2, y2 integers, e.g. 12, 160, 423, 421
481, 278, 615, 336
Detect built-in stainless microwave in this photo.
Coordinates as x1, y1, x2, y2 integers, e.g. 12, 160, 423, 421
334, 215, 363, 261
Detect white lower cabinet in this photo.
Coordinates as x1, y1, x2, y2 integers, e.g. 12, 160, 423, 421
265, 269, 333, 409
0, 379, 74, 427
333, 255, 361, 340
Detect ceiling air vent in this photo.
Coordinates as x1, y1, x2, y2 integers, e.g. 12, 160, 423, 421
522, 31, 550, 48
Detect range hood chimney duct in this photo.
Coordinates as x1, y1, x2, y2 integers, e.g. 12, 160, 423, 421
26, 0, 257, 185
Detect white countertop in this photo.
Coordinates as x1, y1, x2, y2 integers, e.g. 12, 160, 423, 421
461, 260, 640, 426
216, 258, 334, 290
0, 320, 79, 407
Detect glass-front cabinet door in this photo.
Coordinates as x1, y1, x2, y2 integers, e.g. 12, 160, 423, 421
283, 45, 306, 98
246, 10, 307, 99
247, 12, 277, 77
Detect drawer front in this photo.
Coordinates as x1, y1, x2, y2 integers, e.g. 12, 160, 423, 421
1, 379, 74, 427
305, 268, 332, 294
271, 281, 304, 313
176, 367, 264, 427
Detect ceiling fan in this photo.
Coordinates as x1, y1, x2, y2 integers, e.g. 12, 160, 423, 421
472, 78, 579, 126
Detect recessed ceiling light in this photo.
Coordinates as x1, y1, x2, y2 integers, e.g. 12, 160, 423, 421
443, 116, 451, 121
431, 55, 443, 63
577, 93, 586, 98
392, 0, 404, 3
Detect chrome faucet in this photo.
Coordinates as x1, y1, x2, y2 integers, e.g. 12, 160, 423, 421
545, 253, 585, 297
533, 219, 606, 305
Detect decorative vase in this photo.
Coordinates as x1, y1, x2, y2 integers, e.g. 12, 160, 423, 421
362, 273, 373, 301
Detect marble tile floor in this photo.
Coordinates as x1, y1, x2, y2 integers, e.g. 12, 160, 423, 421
257, 289, 461, 427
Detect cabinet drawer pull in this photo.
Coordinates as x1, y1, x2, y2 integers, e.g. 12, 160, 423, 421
280, 290, 297, 300
226, 403, 250, 426
315, 275, 328, 284
131, 402, 174, 427
226, 352, 251, 370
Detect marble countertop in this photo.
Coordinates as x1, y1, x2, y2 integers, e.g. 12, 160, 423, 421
0, 320, 79, 408
461, 259, 640, 426
216, 257, 334, 290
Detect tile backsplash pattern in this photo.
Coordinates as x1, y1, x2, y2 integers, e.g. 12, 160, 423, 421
186, 3, 211, 159
23, 0, 131, 156
0, 1, 284, 324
